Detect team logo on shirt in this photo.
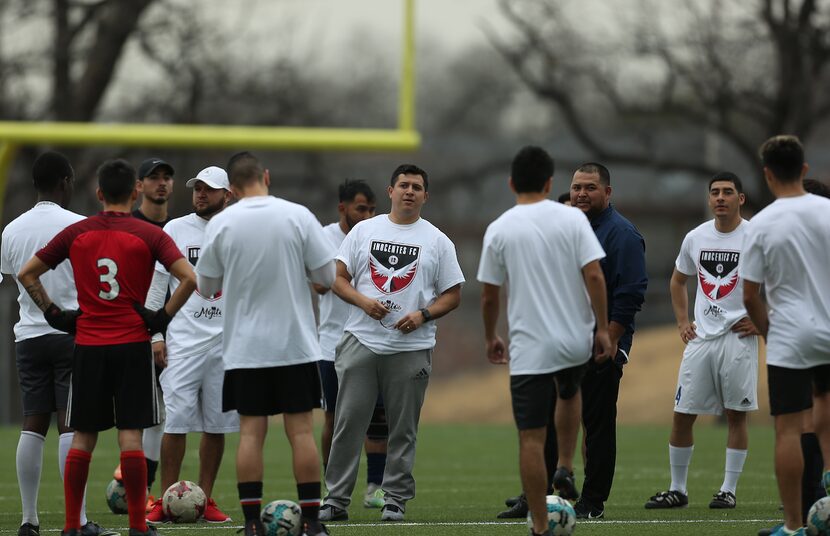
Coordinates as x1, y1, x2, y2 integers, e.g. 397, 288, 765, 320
698, 250, 740, 301
369, 240, 420, 294
187, 245, 222, 301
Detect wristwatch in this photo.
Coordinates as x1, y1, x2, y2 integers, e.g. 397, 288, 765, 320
420, 308, 433, 322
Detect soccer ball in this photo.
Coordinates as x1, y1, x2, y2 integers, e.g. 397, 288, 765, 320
162, 480, 206, 523
261, 500, 303, 536
527, 495, 576, 536
808, 496, 830, 535
105, 479, 128, 514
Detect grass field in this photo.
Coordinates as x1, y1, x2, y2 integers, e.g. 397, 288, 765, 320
0, 423, 783, 535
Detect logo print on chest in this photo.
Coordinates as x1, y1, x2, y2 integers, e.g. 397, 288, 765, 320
698, 249, 739, 301
369, 240, 420, 294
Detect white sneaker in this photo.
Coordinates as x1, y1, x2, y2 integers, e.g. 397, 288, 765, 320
363, 483, 385, 508
380, 504, 404, 521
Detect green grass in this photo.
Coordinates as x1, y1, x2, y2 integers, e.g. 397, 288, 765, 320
0, 423, 782, 535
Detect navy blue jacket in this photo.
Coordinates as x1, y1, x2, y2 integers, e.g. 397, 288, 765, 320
589, 204, 648, 354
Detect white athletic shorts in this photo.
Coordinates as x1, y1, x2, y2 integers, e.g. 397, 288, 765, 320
160, 341, 239, 434
674, 331, 759, 415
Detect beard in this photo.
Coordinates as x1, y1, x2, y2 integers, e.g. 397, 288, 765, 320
195, 198, 225, 219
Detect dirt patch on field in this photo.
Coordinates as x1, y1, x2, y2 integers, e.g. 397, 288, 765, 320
421, 325, 771, 425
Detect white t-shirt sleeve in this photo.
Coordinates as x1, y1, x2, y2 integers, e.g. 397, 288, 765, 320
336, 228, 358, 276
739, 226, 765, 283
675, 233, 696, 276
0, 235, 11, 275
576, 217, 606, 268
477, 226, 506, 286
303, 210, 335, 271
195, 222, 224, 278
435, 234, 465, 293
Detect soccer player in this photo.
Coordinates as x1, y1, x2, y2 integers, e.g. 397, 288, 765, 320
315, 179, 389, 509
742, 136, 830, 536
144, 166, 236, 524
569, 162, 648, 519
17, 158, 197, 536
478, 146, 610, 536
1, 152, 116, 536
320, 164, 465, 522
195, 152, 335, 536
644, 172, 759, 510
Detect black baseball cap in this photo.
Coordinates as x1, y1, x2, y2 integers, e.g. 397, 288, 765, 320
138, 158, 175, 179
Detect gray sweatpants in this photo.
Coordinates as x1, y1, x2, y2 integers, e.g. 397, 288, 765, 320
324, 332, 431, 511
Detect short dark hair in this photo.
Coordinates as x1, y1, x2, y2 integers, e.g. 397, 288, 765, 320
709, 171, 744, 194
390, 164, 428, 192
510, 146, 554, 193
97, 159, 136, 204
32, 151, 73, 193
226, 151, 264, 189
759, 135, 804, 182
339, 179, 375, 203
557, 192, 571, 204
576, 162, 611, 186
804, 178, 830, 198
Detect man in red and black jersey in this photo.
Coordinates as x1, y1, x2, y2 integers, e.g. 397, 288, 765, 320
18, 159, 197, 536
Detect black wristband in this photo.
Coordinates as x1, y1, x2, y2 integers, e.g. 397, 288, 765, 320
420, 308, 433, 322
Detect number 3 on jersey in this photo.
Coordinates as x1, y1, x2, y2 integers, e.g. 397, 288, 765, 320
97, 258, 120, 300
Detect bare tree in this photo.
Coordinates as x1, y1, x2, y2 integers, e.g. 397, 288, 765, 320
492, 0, 830, 205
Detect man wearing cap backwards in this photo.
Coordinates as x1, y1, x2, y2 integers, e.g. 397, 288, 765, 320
145, 167, 236, 524
134, 158, 175, 227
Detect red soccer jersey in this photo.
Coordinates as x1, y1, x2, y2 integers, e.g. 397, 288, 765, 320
37, 211, 183, 345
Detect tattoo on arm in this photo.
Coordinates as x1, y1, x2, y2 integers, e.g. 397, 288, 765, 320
24, 281, 51, 312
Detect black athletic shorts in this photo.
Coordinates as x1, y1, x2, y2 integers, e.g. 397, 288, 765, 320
223, 362, 323, 416
317, 359, 384, 414
67, 341, 160, 432
768, 364, 830, 416
511, 361, 589, 430
16, 334, 74, 415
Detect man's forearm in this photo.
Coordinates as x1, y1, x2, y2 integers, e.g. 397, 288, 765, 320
585, 272, 609, 330
332, 275, 366, 308
165, 278, 197, 317
424, 285, 462, 321
744, 293, 768, 338
481, 295, 500, 340
23, 279, 53, 312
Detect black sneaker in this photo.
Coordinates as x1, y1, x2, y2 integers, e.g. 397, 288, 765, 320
302, 519, 329, 536
380, 504, 404, 521
236, 519, 263, 536
60, 530, 79, 536
80, 522, 120, 536
574, 499, 604, 519
504, 493, 522, 507
497, 494, 528, 518
18, 524, 39, 536
318, 504, 348, 522
128, 527, 159, 536
552, 467, 579, 500
708, 490, 736, 509
644, 489, 689, 509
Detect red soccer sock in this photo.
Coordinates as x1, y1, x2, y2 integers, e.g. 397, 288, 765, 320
64, 449, 92, 531
121, 450, 149, 532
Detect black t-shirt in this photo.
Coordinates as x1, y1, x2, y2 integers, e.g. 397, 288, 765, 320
132, 209, 170, 228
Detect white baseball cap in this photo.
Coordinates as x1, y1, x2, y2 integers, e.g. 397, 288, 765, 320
186, 166, 229, 190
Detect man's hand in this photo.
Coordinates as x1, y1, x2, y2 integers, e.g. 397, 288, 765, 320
593, 328, 612, 363
360, 297, 390, 321
152, 340, 167, 368
486, 336, 508, 365
678, 321, 697, 344
133, 303, 173, 334
395, 311, 424, 334
731, 317, 760, 338
44, 304, 81, 334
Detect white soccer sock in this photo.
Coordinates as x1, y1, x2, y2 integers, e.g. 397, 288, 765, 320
720, 448, 747, 495
143, 423, 163, 461
17, 431, 45, 526
58, 432, 87, 525
669, 444, 694, 494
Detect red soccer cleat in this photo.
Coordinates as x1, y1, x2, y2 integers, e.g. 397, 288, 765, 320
202, 498, 231, 523
145, 498, 166, 524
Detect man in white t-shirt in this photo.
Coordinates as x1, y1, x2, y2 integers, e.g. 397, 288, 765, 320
742, 136, 830, 536
145, 166, 237, 524
0, 152, 116, 536
644, 172, 759, 512
320, 164, 465, 523
314, 179, 389, 509
195, 152, 335, 536
477, 146, 611, 536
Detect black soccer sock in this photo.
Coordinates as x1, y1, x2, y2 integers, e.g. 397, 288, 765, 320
802, 432, 826, 523
145, 458, 159, 491
366, 453, 386, 485
238, 481, 263, 523
297, 482, 321, 521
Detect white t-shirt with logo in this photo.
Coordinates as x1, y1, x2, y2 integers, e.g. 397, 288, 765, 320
477, 200, 605, 375
196, 196, 335, 370
155, 213, 224, 359
1, 202, 84, 342
675, 219, 749, 340
740, 193, 830, 369
318, 222, 353, 361
337, 214, 465, 355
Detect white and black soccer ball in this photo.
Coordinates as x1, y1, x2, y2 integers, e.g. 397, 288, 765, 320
105, 478, 128, 514
527, 495, 576, 536
261, 499, 303, 536
162, 480, 206, 523
808, 496, 830, 535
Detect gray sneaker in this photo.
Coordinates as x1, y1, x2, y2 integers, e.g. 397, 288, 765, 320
380, 504, 404, 521
318, 504, 348, 522
80, 523, 119, 536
